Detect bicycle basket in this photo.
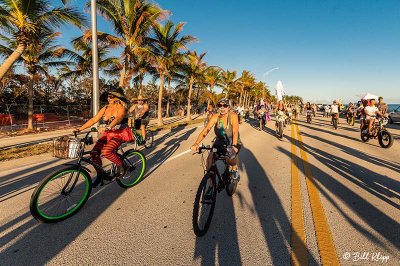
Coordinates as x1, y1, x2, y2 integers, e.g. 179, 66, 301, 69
53, 137, 83, 159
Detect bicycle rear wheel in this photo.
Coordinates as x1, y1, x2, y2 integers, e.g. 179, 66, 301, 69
193, 172, 217, 237
333, 118, 338, 130
144, 130, 154, 149
116, 149, 146, 188
30, 167, 92, 223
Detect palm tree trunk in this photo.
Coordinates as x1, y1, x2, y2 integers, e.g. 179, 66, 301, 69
157, 73, 165, 126
186, 80, 194, 120
0, 43, 25, 81
139, 75, 144, 95
119, 64, 126, 88
239, 91, 243, 106
27, 73, 34, 130
166, 78, 171, 117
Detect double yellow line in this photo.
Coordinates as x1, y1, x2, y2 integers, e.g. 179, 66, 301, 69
290, 123, 340, 265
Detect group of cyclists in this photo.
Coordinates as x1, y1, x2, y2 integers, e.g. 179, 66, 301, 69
72, 83, 390, 195
73, 85, 150, 181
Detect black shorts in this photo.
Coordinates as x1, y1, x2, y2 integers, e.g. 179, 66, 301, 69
134, 118, 149, 130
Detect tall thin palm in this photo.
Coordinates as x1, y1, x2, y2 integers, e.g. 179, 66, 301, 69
95, 0, 167, 87
221, 69, 237, 98
0, 0, 85, 80
204, 66, 222, 108
149, 20, 197, 126
179, 51, 207, 120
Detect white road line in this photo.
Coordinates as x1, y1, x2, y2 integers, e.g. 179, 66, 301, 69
164, 149, 192, 163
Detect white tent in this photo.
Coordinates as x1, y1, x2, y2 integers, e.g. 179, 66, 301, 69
275, 80, 285, 101
357, 93, 379, 100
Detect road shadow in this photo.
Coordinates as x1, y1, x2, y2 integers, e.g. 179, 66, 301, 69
277, 135, 400, 250
193, 161, 242, 265
0, 181, 127, 264
296, 120, 360, 142
0, 126, 198, 264
239, 146, 318, 265
300, 130, 400, 175
140, 128, 196, 182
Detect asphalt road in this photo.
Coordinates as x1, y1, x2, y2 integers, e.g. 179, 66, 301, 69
0, 114, 399, 265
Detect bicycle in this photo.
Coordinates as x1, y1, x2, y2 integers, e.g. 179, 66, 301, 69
30, 128, 147, 223
131, 127, 154, 149
192, 145, 238, 237
332, 113, 338, 130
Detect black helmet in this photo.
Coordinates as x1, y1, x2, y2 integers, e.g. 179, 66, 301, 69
100, 85, 128, 103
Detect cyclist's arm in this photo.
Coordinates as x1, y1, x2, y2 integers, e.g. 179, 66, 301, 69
193, 114, 218, 146
78, 106, 106, 131
137, 103, 149, 118
128, 104, 136, 115
230, 112, 239, 146
107, 105, 126, 129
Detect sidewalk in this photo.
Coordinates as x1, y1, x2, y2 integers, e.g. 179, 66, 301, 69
0, 114, 205, 150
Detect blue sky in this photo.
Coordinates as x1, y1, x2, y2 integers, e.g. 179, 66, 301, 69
59, 0, 400, 103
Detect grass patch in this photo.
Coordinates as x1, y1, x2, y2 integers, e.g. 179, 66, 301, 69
0, 143, 53, 161
149, 117, 205, 131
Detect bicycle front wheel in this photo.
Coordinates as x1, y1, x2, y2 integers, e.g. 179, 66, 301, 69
117, 149, 146, 188
30, 167, 92, 223
193, 173, 217, 237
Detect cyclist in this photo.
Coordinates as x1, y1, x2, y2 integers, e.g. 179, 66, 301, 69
363, 98, 385, 135
377, 96, 388, 115
346, 102, 356, 125
74, 85, 132, 179
191, 98, 241, 198
128, 95, 149, 143
305, 102, 313, 122
257, 103, 267, 130
330, 100, 339, 125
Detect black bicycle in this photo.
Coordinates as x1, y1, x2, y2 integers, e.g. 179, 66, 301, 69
30, 128, 146, 223
192, 145, 238, 237
332, 114, 338, 130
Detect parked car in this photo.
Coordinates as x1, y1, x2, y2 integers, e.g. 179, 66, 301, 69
388, 105, 400, 123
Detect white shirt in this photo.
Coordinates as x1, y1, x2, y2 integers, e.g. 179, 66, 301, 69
364, 106, 378, 116
331, 105, 339, 114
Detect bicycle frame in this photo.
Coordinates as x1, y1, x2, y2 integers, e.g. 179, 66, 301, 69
199, 147, 230, 191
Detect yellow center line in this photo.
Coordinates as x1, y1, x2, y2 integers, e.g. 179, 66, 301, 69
290, 123, 308, 265
295, 123, 340, 265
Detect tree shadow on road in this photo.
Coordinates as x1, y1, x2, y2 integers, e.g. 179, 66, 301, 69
193, 163, 242, 265
239, 146, 318, 265
276, 135, 400, 250
0, 127, 198, 265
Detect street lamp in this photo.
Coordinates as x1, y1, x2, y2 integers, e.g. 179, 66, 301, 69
91, 0, 99, 116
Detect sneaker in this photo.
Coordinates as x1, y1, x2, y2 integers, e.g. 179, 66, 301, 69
203, 187, 213, 202
230, 170, 240, 182
115, 162, 128, 178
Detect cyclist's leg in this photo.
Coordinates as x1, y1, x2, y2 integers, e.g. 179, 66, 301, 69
91, 137, 107, 169
101, 138, 123, 166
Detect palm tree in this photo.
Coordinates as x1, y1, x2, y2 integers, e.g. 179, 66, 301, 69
95, 0, 167, 88
179, 51, 207, 120
0, 30, 75, 129
149, 20, 197, 126
221, 69, 237, 98
204, 66, 222, 108
238, 70, 255, 106
62, 30, 121, 80
0, 0, 85, 80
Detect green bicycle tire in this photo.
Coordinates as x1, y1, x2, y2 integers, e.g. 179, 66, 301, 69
30, 167, 92, 223
116, 150, 146, 188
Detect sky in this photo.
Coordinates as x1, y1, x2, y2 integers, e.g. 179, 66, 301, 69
58, 0, 400, 103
